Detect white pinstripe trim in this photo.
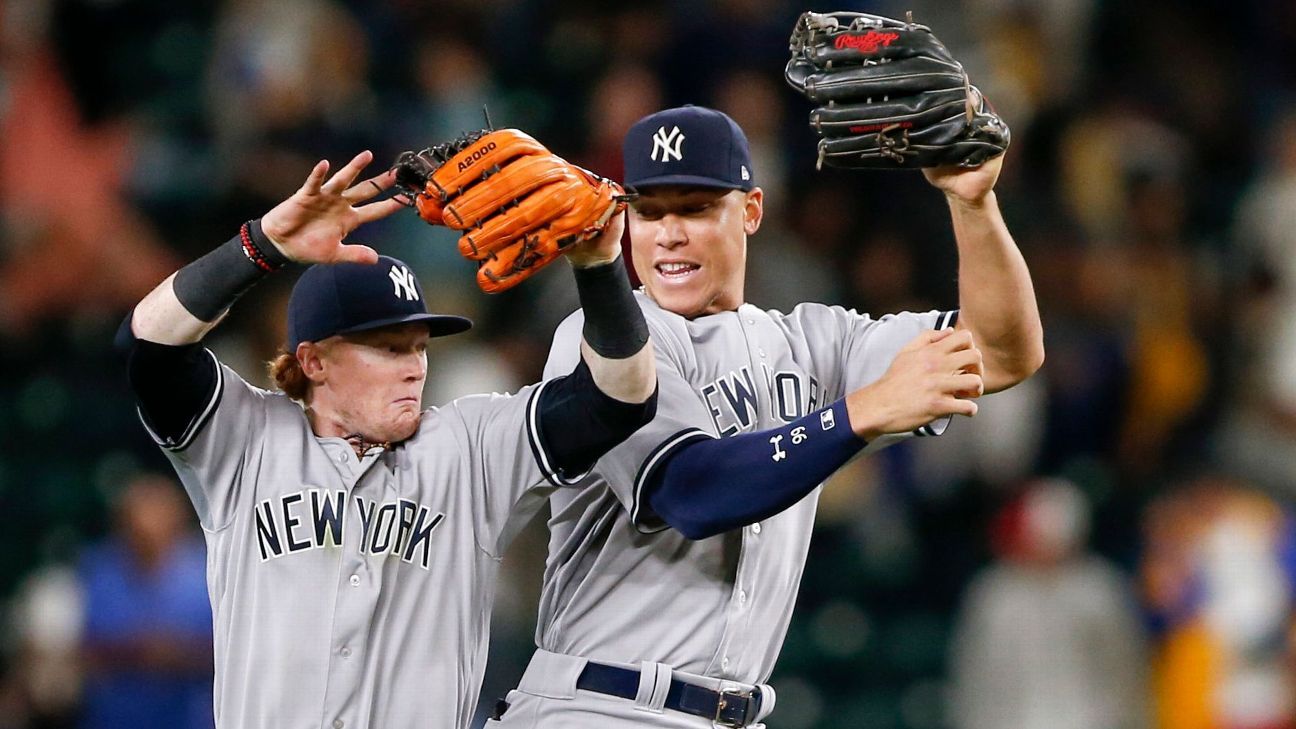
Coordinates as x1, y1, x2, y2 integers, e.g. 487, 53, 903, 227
141, 349, 223, 452
630, 428, 715, 531
526, 379, 592, 488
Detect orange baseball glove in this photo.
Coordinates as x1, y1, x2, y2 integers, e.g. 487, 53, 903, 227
393, 129, 627, 293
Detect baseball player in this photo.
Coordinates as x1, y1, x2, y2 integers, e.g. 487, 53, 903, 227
488, 106, 1043, 727
116, 150, 659, 729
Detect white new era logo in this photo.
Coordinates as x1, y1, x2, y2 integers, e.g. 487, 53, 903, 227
651, 125, 685, 162
388, 265, 419, 301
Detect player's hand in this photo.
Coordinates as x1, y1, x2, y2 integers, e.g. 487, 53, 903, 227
260, 150, 405, 265
922, 152, 1004, 205
563, 207, 626, 269
845, 327, 984, 441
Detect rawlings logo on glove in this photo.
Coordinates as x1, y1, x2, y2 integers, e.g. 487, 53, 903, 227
392, 129, 627, 293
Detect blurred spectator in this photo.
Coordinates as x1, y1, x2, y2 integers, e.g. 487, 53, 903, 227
2, 564, 83, 729
950, 478, 1150, 729
1218, 107, 1296, 493
1113, 171, 1212, 474
77, 473, 213, 729
1141, 478, 1296, 729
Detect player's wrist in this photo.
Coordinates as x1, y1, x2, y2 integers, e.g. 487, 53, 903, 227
171, 223, 288, 323
944, 189, 996, 211
573, 256, 648, 359
844, 386, 887, 442
245, 219, 292, 271
566, 246, 622, 269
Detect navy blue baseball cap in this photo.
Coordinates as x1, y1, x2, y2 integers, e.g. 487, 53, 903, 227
622, 105, 755, 192
286, 255, 472, 350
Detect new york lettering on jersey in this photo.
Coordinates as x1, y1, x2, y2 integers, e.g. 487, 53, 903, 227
252, 488, 445, 568
699, 365, 822, 436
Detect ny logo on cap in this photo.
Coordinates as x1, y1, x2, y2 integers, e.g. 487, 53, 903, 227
650, 125, 685, 162
388, 265, 419, 301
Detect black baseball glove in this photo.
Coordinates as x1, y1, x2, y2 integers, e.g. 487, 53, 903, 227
784, 11, 1010, 170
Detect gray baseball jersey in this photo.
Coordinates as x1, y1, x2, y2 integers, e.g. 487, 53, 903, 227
145, 360, 574, 729
532, 294, 955, 686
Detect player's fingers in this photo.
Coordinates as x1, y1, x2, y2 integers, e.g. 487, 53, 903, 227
333, 242, 380, 265
322, 150, 375, 196
300, 160, 331, 195
902, 327, 950, 352
946, 397, 979, 418
934, 327, 975, 353
945, 372, 984, 398
355, 198, 405, 224
946, 347, 984, 375
344, 168, 397, 203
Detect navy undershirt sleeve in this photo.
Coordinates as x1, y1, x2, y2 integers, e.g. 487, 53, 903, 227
645, 399, 864, 539
114, 314, 220, 444
536, 358, 658, 480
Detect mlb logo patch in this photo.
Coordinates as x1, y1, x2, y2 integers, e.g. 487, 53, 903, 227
820, 409, 835, 431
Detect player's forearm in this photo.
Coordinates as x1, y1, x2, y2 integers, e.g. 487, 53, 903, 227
132, 221, 288, 345
949, 192, 1044, 392
647, 399, 863, 540
131, 273, 220, 344
571, 255, 655, 404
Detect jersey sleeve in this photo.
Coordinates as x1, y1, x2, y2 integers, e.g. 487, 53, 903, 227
544, 307, 719, 532
785, 303, 959, 449
443, 385, 557, 557
145, 358, 272, 532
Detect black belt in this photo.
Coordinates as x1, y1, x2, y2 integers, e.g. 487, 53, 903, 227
576, 661, 763, 727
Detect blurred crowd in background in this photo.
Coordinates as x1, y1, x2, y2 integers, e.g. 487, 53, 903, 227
1, 0, 1294, 727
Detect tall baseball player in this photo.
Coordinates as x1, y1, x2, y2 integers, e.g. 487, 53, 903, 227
487, 101, 1042, 727
115, 149, 659, 729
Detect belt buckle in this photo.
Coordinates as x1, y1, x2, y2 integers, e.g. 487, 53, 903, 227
713, 687, 756, 728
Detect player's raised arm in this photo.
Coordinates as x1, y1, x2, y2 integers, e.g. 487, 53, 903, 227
130, 150, 401, 345
117, 151, 402, 449
784, 11, 1042, 393
923, 155, 1044, 393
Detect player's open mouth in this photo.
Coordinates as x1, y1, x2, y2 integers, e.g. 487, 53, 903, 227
656, 262, 700, 279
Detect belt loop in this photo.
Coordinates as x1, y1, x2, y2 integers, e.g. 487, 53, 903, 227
633, 661, 672, 714
752, 683, 776, 723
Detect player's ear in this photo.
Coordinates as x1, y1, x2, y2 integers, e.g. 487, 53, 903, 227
742, 188, 764, 236
297, 341, 328, 384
